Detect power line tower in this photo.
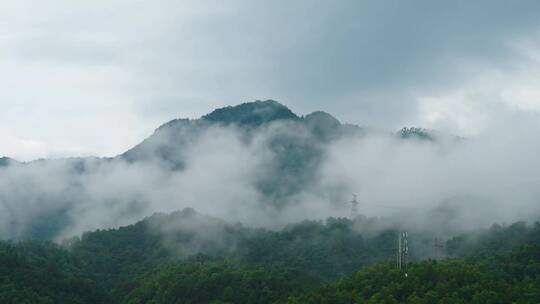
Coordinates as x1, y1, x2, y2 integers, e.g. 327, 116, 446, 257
397, 231, 409, 276
433, 237, 444, 261
350, 194, 359, 218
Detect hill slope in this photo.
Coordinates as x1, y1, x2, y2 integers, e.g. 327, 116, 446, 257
289, 245, 540, 304
2, 210, 540, 303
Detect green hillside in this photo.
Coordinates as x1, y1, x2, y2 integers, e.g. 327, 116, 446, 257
2, 210, 540, 303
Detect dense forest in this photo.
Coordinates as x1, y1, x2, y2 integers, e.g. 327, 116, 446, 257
1, 209, 540, 303
289, 245, 540, 303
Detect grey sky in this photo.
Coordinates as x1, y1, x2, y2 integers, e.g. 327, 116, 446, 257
2, 0, 540, 160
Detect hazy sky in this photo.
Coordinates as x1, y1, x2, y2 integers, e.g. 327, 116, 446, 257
2, 0, 540, 161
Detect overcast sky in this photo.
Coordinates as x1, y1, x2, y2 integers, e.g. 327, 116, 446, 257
2, 0, 540, 161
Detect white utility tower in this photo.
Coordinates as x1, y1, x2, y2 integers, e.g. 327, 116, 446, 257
397, 231, 409, 276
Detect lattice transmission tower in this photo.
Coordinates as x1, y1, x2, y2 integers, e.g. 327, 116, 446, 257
397, 231, 409, 277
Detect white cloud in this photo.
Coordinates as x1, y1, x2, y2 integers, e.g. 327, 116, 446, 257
2, 1, 540, 159
416, 40, 540, 136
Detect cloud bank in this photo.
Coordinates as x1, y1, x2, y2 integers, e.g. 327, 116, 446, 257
2, 110, 540, 241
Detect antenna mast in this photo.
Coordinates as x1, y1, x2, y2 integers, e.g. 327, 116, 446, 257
397, 231, 409, 276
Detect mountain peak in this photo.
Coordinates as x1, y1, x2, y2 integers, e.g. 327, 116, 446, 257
202, 100, 299, 126
304, 111, 340, 127
303, 111, 342, 140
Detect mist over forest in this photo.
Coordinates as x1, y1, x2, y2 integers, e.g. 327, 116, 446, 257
2, 100, 540, 303
2, 100, 540, 243
4, 1, 540, 302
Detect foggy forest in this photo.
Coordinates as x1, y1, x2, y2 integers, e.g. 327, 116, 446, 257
2, 1, 540, 303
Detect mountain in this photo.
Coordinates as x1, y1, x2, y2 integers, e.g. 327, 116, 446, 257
0, 100, 439, 241
1, 100, 437, 167
120, 100, 359, 165
119, 100, 364, 203
2, 101, 432, 171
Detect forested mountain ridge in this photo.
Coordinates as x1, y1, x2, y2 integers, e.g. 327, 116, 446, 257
118, 99, 365, 195
119, 100, 442, 166
63, 209, 400, 291
1, 209, 540, 303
